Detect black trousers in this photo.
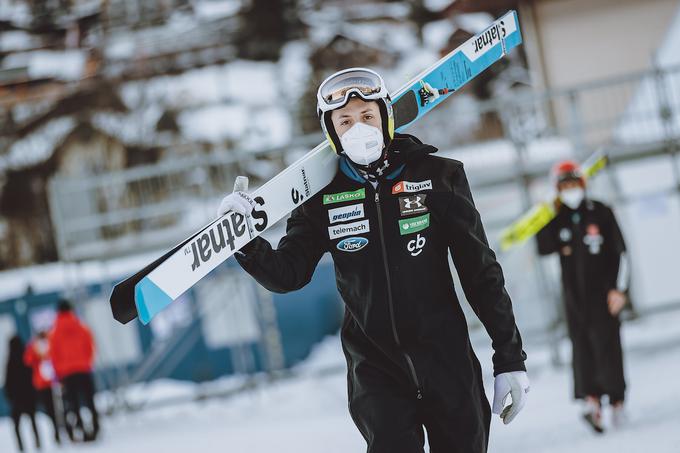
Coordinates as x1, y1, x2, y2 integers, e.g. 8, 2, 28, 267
61, 372, 100, 441
347, 361, 491, 453
37, 387, 61, 442
10, 407, 40, 452
569, 319, 626, 404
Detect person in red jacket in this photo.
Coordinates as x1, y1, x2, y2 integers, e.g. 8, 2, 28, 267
49, 299, 100, 442
24, 330, 61, 444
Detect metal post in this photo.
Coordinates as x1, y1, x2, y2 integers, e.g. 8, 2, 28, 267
504, 100, 564, 367
653, 66, 680, 206
567, 90, 586, 160
255, 285, 286, 375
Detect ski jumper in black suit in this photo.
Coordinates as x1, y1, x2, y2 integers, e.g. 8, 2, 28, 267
237, 134, 527, 453
537, 198, 627, 403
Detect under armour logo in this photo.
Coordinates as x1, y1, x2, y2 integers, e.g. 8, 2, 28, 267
403, 196, 423, 210
407, 234, 426, 256
375, 159, 390, 176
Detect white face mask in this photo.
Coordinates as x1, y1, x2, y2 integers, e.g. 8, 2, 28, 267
560, 187, 585, 209
340, 122, 384, 166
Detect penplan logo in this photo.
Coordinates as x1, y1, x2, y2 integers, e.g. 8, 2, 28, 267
328, 203, 364, 224
336, 237, 369, 253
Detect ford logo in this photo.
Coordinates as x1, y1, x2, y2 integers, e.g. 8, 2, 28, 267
336, 237, 369, 253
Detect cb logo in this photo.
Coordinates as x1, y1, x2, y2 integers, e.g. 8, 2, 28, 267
407, 234, 426, 257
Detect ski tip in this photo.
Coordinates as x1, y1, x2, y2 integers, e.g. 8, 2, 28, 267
109, 282, 139, 325
135, 277, 174, 325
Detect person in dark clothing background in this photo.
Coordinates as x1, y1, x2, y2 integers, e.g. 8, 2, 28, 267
49, 299, 100, 442
536, 160, 628, 433
218, 67, 529, 453
24, 330, 61, 445
4, 335, 41, 452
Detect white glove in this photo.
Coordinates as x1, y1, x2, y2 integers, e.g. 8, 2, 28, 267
492, 371, 530, 425
216, 176, 256, 218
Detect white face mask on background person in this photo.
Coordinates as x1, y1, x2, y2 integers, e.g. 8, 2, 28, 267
340, 122, 384, 166
560, 187, 585, 209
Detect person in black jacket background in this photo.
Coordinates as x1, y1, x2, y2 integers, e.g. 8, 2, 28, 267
218, 68, 529, 453
536, 160, 628, 433
4, 335, 41, 452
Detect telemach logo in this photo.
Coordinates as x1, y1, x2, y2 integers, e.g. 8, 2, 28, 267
473, 22, 506, 54
323, 188, 366, 205
328, 220, 370, 240
187, 197, 268, 271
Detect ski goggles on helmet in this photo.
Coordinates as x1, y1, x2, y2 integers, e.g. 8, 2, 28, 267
317, 68, 388, 113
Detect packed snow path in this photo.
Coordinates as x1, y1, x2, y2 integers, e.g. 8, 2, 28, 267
2, 310, 680, 453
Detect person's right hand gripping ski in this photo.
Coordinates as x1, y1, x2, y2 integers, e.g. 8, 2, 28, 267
216, 176, 256, 218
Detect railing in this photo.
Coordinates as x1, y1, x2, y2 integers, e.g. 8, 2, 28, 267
47, 135, 322, 261
43, 62, 680, 377
48, 64, 680, 263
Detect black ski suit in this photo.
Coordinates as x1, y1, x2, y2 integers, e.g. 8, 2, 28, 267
536, 199, 627, 403
237, 134, 527, 452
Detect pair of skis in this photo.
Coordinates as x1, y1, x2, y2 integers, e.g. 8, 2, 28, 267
110, 10, 524, 325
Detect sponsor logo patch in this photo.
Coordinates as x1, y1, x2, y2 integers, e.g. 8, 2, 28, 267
392, 180, 433, 194
336, 237, 369, 253
328, 219, 370, 240
584, 223, 603, 254
398, 213, 430, 235
323, 188, 366, 205
407, 234, 426, 256
472, 22, 506, 54
186, 197, 268, 272
399, 194, 428, 216
559, 227, 572, 242
328, 203, 364, 224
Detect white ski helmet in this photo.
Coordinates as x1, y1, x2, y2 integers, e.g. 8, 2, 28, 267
316, 67, 395, 154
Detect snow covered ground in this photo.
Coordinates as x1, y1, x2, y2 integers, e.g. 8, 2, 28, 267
2, 309, 680, 453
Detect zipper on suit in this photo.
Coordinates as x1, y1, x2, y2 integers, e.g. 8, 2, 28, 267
374, 189, 423, 400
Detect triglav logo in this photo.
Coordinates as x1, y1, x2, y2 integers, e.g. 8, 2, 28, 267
328, 203, 365, 224
392, 180, 433, 194
407, 234, 426, 256
336, 237, 369, 253
186, 196, 268, 271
